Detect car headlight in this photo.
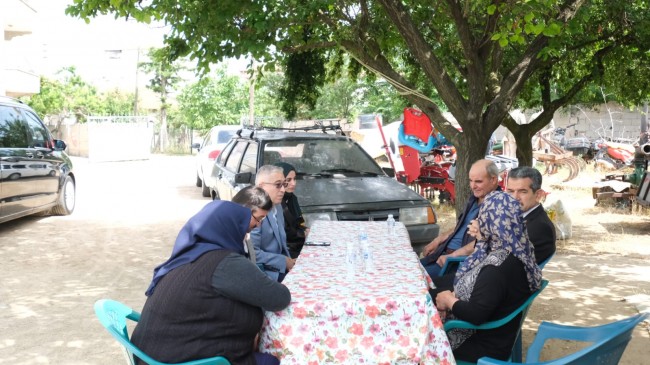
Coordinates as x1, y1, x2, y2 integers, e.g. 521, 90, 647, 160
399, 206, 437, 225
302, 212, 338, 228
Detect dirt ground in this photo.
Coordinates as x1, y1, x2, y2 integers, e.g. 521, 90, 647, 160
0, 155, 648, 364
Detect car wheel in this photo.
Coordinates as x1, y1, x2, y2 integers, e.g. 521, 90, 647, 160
195, 173, 202, 187
201, 178, 210, 197
50, 175, 76, 215
211, 188, 221, 201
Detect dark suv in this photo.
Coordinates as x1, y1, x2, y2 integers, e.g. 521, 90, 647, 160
0, 96, 76, 223
207, 125, 439, 252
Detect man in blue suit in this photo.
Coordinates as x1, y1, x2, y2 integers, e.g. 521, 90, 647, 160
250, 165, 296, 281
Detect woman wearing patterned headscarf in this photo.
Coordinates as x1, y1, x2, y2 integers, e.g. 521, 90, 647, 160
132, 195, 290, 365
274, 162, 308, 258
434, 190, 542, 363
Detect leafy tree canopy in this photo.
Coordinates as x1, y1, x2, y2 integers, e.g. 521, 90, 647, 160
24, 67, 133, 123
176, 66, 249, 131
67, 0, 650, 211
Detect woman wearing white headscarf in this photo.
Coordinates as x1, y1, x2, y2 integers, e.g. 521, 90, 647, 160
434, 190, 542, 363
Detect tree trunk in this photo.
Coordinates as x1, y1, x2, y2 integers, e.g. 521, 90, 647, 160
160, 78, 168, 152
452, 131, 489, 217
161, 106, 168, 152
511, 125, 537, 167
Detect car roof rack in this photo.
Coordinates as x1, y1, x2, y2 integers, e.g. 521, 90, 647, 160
239, 119, 344, 136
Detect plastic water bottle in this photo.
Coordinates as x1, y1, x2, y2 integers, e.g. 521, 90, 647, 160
346, 240, 357, 266
359, 231, 369, 258
359, 231, 373, 270
386, 214, 396, 236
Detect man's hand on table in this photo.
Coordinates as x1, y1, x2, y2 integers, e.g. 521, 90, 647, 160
286, 257, 296, 271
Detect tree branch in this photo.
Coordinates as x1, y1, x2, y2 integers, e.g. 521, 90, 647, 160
339, 39, 461, 141
489, 0, 587, 120
376, 0, 468, 118
280, 41, 338, 53
444, 0, 485, 108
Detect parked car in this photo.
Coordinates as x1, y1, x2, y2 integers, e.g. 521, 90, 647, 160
0, 96, 76, 223
192, 125, 241, 197
206, 126, 440, 252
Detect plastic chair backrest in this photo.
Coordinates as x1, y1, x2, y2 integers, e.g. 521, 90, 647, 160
438, 256, 468, 277
94, 299, 231, 365
476, 313, 649, 364
440, 251, 554, 278
441, 253, 554, 362
537, 252, 554, 270
444, 280, 549, 365
508, 252, 554, 362
444, 279, 549, 332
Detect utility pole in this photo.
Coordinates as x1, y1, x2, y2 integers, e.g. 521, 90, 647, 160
134, 47, 140, 115
248, 60, 255, 126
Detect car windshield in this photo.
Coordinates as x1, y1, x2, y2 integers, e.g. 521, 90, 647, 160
264, 138, 384, 175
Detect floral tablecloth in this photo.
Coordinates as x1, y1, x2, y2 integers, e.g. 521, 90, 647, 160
259, 221, 455, 365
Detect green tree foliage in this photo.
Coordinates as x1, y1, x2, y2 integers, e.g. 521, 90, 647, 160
309, 77, 360, 120
357, 79, 412, 123
67, 0, 650, 210
138, 47, 185, 150
98, 89, 135, 115
26, 67, 101, 123
253, 72, 286, 120
24, 67, 133, 127
176, 66, 248, 131
278, 50, 327, 119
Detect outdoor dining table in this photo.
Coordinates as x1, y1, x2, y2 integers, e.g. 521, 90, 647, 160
258, 220, 456, 365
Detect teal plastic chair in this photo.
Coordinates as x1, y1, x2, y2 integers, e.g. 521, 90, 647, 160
439, 252, 554, 278
508, 252, 555, 361
438, 255, 468, 277
537, 253, 554, 270
444, 279, 549, 365
94, 299, 231, 365
440, 254, 555, 362
476, 312, 649, 364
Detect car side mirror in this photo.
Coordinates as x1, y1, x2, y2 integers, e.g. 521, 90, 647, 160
235, 172, 254, 184
382, 167, 395, 177
191, 142, 200, 150
53, 139, 67, 151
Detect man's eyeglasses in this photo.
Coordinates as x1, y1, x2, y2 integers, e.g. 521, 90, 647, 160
252, 215, 266, 224
262, 181, 288, 189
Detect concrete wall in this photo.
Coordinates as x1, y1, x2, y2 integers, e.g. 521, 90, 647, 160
58, 122, 153, 162
551, 103, 645, 141
489, 103, 645, 147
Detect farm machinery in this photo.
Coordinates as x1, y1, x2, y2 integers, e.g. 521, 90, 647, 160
592, 112, 650, 208
383, 108, 511, 204
384, 108, 458, 203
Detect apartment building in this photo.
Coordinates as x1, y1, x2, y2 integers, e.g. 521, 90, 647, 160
1, 0, 40, 97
